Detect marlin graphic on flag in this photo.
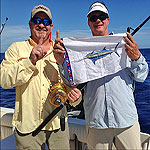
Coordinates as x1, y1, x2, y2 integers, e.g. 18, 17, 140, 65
85, 42, 120, 64
62, 33, 128, 85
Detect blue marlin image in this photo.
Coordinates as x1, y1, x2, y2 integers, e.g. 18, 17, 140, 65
85, 42, 120, 64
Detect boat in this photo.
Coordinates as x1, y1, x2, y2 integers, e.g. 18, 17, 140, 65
0, 107, 150, 150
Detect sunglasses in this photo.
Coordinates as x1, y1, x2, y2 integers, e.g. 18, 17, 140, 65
31, 18, 51, 26
89, 15, 108, 22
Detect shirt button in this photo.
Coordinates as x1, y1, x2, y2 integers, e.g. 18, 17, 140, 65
42, 84, 44, 86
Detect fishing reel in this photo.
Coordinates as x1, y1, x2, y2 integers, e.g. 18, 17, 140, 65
32, 82, 71, 136
48, 82, 71, 107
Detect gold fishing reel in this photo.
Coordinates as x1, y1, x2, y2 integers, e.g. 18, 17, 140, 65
48, 83, 71, 107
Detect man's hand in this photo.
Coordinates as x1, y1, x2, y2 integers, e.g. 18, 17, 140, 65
124, 32, 141, 61
29, 36, 46, 65
68, 87, 81, 103
53, 30, 66, 65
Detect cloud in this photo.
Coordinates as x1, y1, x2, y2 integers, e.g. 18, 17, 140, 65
51, 29, 91, 40
1, 25, 30, 53
1, 25, 150, 53
1, 25, 92, 53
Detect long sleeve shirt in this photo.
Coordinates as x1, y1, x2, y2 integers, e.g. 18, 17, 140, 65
0, 39, 67, 133
60, 54, 149, 129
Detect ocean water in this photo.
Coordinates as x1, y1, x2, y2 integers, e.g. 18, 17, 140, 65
0, 49, 150, 134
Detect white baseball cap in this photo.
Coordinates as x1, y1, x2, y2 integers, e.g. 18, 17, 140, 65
87, 2, 109, 17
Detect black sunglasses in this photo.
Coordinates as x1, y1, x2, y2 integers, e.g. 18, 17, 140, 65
31, 18, 51, 26
89, 15, 108, 22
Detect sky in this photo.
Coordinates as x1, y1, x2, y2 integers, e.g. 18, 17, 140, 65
1, 0, 150, 53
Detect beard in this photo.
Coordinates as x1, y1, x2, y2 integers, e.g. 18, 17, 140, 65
30, 25, 51, 43
35, 26, 50, 39
35, 31, 46, 39
35, 28, 46, 38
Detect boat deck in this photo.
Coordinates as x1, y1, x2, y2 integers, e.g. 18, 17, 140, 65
0, 107, 150, 150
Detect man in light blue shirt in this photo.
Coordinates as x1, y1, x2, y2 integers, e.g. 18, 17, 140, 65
53, 1, 149, 149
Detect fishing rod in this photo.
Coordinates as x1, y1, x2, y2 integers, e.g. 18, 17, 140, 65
32, 103, 65, 137
0, 17, 8, 35
32, 83, 70, 137
127, 16, 150, 36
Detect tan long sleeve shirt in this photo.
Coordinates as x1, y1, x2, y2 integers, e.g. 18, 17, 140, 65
0, 39, 67, 133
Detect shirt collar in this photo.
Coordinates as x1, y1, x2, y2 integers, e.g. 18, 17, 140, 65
29, 38, 37, 46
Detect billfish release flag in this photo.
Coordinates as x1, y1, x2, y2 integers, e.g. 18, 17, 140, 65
63, 33, 130, 85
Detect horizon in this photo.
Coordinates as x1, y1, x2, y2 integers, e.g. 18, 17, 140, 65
1, 48, 150, 55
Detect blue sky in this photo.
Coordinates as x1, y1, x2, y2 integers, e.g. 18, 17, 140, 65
1, 0, 150, 53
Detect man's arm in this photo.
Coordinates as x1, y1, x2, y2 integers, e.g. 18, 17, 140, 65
124, 32, 149, 82
53, 30, 82, 105
0, 42, 36, 89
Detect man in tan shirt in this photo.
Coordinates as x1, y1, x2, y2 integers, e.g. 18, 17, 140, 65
0, 5, 81, 150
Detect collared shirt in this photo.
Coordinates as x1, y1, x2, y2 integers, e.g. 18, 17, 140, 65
61, 54, 149, 129
0, 39, 67, 133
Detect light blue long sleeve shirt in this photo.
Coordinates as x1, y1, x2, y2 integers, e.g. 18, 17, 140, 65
60, 54, 149, 129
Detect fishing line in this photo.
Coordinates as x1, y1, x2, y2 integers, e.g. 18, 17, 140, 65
130, 10, 150, 29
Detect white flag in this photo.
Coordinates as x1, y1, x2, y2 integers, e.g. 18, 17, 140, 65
63, 33, 130, 85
